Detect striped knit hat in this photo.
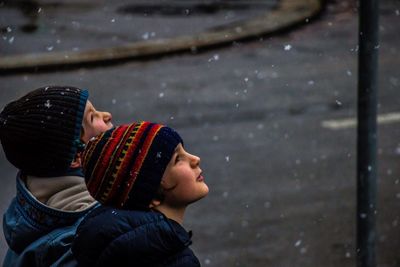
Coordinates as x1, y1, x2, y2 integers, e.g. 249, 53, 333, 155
82, 121, 183, 210
0, 86, 88, 176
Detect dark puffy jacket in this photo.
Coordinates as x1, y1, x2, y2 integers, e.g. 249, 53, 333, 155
72, 206, 201, 267
2, 173, 96, 267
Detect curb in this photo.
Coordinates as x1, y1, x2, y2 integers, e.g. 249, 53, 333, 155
0, 0, 322, 72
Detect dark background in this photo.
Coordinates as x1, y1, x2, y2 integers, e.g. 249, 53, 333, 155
1, 1, 399, 266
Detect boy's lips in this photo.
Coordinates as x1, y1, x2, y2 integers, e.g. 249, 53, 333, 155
197, 173, 204, 182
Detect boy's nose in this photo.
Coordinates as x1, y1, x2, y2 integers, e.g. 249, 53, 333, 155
101, 111, 112, 124
190, 154, 200, 167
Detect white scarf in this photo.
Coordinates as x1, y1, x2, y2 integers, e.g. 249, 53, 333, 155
26, 175, 97, 212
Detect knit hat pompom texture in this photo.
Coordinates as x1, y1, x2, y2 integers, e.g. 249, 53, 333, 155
0, 86, 88, 176
83, 121, 183, 210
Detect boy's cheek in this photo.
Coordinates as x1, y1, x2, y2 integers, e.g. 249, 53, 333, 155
95, 120, 113, 132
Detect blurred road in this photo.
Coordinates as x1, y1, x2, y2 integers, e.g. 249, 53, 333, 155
1, 1, 400, 266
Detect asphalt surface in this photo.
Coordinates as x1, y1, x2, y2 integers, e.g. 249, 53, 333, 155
1, 1, 400, 266
0, 0, 278, 56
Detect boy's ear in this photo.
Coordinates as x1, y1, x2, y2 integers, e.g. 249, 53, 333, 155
70, 152, 82, 169
149, 199, 162, 209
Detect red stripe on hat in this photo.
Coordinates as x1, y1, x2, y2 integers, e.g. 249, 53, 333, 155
117, 123, 163, 207
87, 124, 131, 200
97, 123, 140, 203
87, 125, 126, 195
105, 122, 147, 203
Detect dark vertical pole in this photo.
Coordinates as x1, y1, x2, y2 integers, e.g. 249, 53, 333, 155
357, 0, 379, 266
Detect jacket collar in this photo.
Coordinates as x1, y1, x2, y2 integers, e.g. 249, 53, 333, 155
3, 172, 99, 253
15, 172, 96, 230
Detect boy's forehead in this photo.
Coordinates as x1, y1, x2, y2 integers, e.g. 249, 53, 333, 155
175, 143, 183, 152
84, 100, 94, 112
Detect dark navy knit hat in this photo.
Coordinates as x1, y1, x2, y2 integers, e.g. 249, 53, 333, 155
0, 86, 88, 176
82, 121, 183, 210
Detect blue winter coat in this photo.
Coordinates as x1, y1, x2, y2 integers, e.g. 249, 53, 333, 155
2, 173, 98, 267
72, 206, 201, 267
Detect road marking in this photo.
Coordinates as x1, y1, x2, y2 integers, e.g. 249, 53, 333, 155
322, 112, 400, 130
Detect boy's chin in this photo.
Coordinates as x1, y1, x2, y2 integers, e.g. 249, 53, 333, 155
202, 184, 210, 197
195, 185, 210, 201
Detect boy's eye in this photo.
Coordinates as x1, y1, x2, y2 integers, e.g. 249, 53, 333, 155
90, 113, 94, 123
175, 155, 180, 164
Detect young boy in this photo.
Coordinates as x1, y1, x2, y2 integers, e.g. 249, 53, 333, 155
0, 86, 113, 266
72, 121, 209, 267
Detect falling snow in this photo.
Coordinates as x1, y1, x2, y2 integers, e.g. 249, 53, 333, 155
208, 54, 220, 62
44, 100, 52, 108
235, 27, 242, 33
0, 3, 398, 266
284, 44, 292, 51
142, 32, 156, 40
142, 32, 150, 40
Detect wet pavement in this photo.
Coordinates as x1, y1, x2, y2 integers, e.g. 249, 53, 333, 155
1, 0, 400, 266
1, 0, 277, 56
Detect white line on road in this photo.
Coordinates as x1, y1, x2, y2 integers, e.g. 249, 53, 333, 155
321, 112, 400, 130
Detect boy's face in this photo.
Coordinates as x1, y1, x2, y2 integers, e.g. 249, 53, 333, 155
161, 144, 209, 206
81, 100, 113, 143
